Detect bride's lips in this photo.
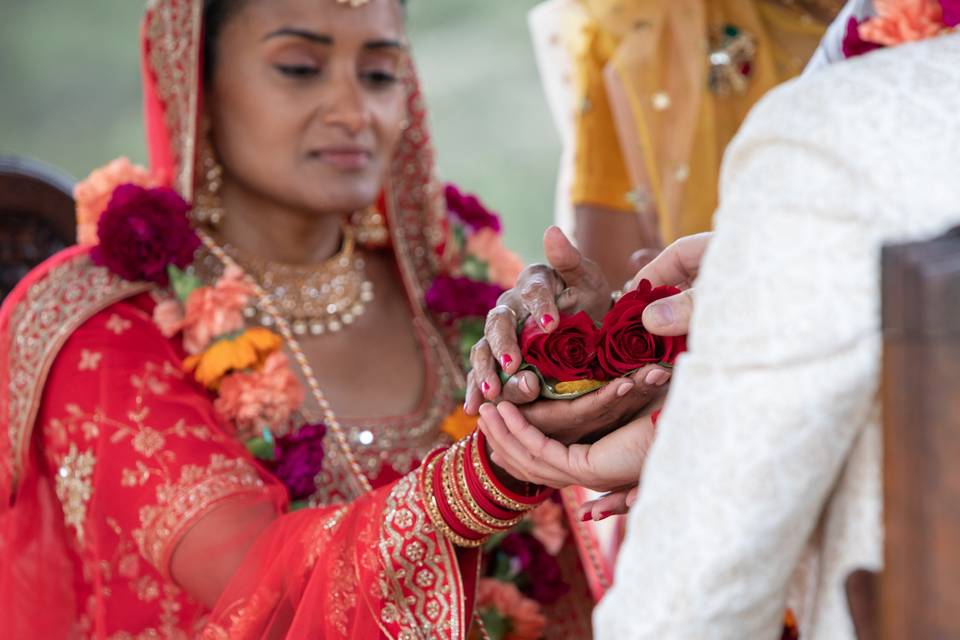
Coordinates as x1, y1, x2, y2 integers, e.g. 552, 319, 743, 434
309, 145, 373, 171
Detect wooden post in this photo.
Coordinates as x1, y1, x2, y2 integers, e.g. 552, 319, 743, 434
879, 227, 960, 638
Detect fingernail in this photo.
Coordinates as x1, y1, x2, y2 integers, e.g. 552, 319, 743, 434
519, 375, 532, 394
463, 402, 468, 413
482, 381, 491, 395
646, 301, 674, 328
626, 494, 638, 508
541, 314, 555, 328
580, 512, 592, 522
616, 382, 634, 397
598, 511, 613, 521
644, 369, 671, 387
501, 354, 513, 368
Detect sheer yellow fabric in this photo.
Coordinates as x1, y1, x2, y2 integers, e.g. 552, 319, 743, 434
570, 0, 832, 242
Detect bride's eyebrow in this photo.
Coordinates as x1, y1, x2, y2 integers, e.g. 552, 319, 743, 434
262, 28, 407, 51
262, 28, 333, 44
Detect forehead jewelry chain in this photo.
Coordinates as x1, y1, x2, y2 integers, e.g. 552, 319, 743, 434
198, 229, 374, 495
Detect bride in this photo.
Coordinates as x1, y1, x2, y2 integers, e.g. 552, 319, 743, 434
0, 0, 596, 637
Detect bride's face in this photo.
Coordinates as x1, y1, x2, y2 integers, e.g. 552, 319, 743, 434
205, 0, 408, 216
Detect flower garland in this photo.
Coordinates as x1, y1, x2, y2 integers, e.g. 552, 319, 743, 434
842, 0, 960, 58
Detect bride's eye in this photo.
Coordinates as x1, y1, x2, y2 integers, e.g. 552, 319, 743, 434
274, 64, 321, 78
361, 69, 399, 88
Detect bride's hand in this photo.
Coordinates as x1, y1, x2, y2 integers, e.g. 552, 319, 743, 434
478, 402, 659, 493
465, 227, 614, 411
576, 487, 639, 522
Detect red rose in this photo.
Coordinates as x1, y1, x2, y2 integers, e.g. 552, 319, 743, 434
90, 184, 200, 285
596, 280, 687, 378
520, 311, 600, 382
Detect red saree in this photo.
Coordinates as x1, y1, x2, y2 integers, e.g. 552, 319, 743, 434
0, 2, 601, 638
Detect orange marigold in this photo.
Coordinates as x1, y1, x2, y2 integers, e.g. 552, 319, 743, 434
74, 157, 155, 246
183, 327, 282, 390
440, 406, 479, 441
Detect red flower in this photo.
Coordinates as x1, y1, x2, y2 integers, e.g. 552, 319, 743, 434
596, 280, 687, 378
91, 184, 199, 285
941, 0, 960, 26
520, 312, 600, 383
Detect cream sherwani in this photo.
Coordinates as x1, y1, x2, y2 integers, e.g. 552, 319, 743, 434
595, 35, 960, 639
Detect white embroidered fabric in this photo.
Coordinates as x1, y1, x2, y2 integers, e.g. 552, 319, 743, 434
595, 35, 960, 640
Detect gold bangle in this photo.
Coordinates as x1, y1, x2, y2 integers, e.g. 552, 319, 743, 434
441, 444, 505, 536
419, 448, 487, 548
471, 433, 542, 513
453, 440, 523, 530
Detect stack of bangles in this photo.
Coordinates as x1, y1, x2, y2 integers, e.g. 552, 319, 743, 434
419, 430, 551, 548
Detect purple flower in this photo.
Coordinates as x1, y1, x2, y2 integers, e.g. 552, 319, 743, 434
498, 533, 569, 605
271, 422, 327, 501
444, 183, 502, 234
425, 275, 505, 321
91, 184, 199, 285
842, 17, 883, 59
941, 0, 960, 27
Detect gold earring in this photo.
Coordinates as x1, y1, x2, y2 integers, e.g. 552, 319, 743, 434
193, 130, 225, 227
348, 206, 390, 248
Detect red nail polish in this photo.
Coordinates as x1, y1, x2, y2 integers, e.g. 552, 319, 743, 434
482, 381, 491, 394
541, 314, 555, 327
501, 354, 513, 368
581, 512, 592, 522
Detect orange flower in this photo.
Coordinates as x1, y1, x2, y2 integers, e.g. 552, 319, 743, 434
214, 352, 304, 439
466, 228, 525, 289
860, 0, 944, 46
183, 327, 282, 389
440, 406, 479, 441
74, 157, 155, 246
476, 579, 547, 640
181, 266, 256, 355
528, 501, 567, 556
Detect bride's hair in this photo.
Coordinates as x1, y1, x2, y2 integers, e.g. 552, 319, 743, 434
203, 0, 408, 83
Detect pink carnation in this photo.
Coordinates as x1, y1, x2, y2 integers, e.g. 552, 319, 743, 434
859, 0, 944, 46
466, 228, 525, 289
153, 298, 185, 338
181, 266, 255, 355
74, 158, 155, 246
476, 579, 547, 640
529, 501, 568, 557
214, 352, 305, 439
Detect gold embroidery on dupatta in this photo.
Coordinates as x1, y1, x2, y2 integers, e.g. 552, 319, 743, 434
378, 474, 464, 640
144, 0, 202, 199
54, 443, 96, 544
4, 253, 150, 500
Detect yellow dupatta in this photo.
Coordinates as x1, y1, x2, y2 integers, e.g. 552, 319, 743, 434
570, 0, 836, 242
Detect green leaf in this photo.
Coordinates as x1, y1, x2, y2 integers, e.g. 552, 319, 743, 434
168, 265, 203, 302
461, 256, 490, 281
478, 608, 510, 640
245, 437, 276, 461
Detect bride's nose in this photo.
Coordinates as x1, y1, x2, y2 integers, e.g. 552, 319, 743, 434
322, 75, 373, 136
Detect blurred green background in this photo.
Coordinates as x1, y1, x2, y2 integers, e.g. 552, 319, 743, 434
0, 0, 559, 261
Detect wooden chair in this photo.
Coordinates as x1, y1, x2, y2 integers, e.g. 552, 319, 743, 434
0, 156, 76, 301
848, 227, 960, 639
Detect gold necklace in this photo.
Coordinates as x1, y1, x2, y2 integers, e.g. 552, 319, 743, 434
197, 229, 375, 495
213, 225, 375, 336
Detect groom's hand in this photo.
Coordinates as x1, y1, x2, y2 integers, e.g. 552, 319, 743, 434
630, 233, 711, 337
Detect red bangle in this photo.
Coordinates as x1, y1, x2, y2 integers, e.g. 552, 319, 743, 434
474, 431, 549, 511
463, 435, 524, 520
432, 448, 484, 541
